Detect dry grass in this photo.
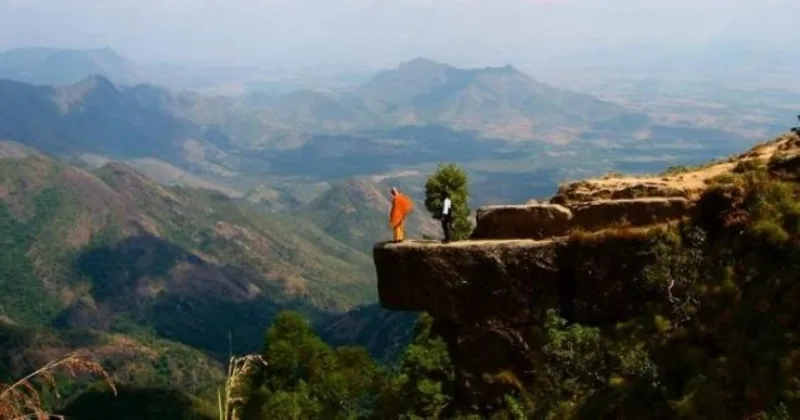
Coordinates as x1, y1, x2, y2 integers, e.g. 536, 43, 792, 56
218, 354, 270, 420
602, 171, 625, 180
553, 133, 800, 206
0, 352, 116, 420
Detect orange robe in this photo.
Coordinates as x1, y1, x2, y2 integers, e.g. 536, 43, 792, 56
389, 193, 413, 241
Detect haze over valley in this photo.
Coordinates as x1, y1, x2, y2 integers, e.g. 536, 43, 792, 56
2, 44, 795, 207
1, 0, 799, 417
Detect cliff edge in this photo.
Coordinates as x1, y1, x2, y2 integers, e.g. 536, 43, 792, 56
373, 132, 800, 408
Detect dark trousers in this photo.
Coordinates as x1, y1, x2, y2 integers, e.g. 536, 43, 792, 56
441, 214, 453, 242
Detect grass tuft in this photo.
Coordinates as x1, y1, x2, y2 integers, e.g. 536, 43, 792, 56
0, 352, 116, 419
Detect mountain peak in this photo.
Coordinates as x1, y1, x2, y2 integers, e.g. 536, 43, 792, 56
483, 63, 520, 74
93, 46, 124, 57
62, 74, 119, 98
397, 57, 449, 71
81, 74, 116, 87
395, 59, 519, 76
391, 57, 452, 78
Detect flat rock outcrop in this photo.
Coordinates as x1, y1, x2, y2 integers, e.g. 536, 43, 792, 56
373, 228, 663, 405
375, 239, 562, 323
471, 204, 572, 240
375, 231, 660, 326
569, 197, 690, 232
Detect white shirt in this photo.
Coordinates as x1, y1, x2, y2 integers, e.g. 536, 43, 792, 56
442, 197, 452, 215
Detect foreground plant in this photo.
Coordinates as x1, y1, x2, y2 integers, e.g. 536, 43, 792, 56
0, 352, 116, 420
218, 354, 269, 420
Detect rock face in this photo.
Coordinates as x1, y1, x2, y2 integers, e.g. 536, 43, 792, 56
374, 230, 663, 404
376, 231, 660, 327
373, 132, 800, 407
470, 197, 690, 240
375, 207, 678, 405
376, 239, 563, 322
470, 204, 572, 239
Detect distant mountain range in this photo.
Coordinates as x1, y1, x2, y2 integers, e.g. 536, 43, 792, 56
240, 57, 643, 141
0, 75, 239, 174
0, 47, 651, 144
0, 53, 640, 148
0, 49, 755, 194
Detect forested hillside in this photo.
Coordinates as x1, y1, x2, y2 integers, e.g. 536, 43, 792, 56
0, 151, 390, 417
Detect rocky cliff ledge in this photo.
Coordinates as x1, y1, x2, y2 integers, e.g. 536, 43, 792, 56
373, 133, 800, 406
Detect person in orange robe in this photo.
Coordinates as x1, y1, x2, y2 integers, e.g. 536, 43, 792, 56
389, 187, 414, 242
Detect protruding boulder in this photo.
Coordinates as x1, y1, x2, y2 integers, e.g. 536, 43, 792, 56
569, 197, 691, 232
470, 198, 692, 240
470, 204, 573, 240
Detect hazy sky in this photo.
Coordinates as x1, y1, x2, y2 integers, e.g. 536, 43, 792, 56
1, 0, 798, 67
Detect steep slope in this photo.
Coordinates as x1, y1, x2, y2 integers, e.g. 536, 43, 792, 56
124, 157, 245, 198
0, 154, 375, 356
242, 183, 307, 213
0, 47, 144, 86
0, 140, 42, 158
373, 132, 800, 415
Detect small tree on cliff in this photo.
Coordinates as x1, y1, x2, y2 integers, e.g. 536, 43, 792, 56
424, 163, 472, 240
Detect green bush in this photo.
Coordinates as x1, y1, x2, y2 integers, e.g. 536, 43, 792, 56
424, 163, 473, 240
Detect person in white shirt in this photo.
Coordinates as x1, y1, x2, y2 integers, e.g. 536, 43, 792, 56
441, 192, 453, 242
792, 114, 800, 135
